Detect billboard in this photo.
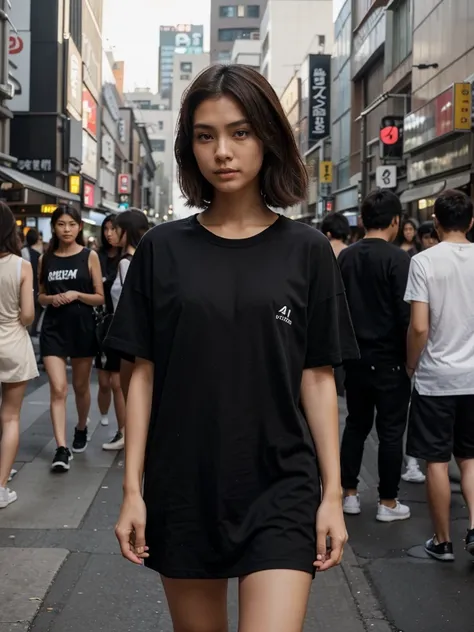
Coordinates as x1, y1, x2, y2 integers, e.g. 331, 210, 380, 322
8, 0, 31, 112
308, 54, 331, 143
160, 24, 204, 54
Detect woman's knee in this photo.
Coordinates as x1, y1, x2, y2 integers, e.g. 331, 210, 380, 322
72, 380, 90, 398
162, 578, 228, 632
50, 381, 68, 401
98, 371, 111, 393
110, 373, 122, 393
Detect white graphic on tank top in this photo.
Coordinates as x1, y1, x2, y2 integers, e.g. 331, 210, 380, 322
276, 305, 292, 326
48, 269, 78, 281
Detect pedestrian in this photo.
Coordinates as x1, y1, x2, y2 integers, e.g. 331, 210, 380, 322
397, 217, 421, 257
20, 228, 42, 335
108, 63, 358, 631
339, 190, 412, 522
320, 211, 350, 258
405, 189, 474, 562
95, 215, 121, 429
101, 209, 149, 451
38, 206, 104, 472
0, 202, 38, 508
417, 220, 439, 251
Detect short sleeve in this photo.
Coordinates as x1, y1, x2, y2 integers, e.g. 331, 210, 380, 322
404, 257, 429, 304
104, 234, 154, 361
305, 238, 359, 368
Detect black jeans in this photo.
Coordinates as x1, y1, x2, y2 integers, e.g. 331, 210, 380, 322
341, 363, 411, 500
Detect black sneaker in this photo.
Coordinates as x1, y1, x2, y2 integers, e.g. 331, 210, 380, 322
72, 427, 88, 453
465, 529, 474, 556
425, 536, 454, 561
51, 447, 73, 472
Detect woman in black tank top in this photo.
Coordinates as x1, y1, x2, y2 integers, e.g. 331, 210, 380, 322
38, 207, 104, 472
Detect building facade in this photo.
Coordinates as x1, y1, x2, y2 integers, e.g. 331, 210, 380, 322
210, 1, 265, 63
230, 39, 261, 67
158, 25, 204, 101
260, 0, 333, 98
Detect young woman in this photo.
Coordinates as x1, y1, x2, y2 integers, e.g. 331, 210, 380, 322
107, 65, 358, 631
0, 202, 38, 508
101, 209, 149, 452
38, 207, 104, 472
95, 215, 121, 428
397, 218, 421, 257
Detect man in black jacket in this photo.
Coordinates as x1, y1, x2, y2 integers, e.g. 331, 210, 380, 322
338, 190, 411, 523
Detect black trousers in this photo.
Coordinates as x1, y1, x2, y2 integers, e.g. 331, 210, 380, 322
341, 363, 411, 500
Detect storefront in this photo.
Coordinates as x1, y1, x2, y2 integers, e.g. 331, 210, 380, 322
400, 82, 473, 221
0, 165, 80, 242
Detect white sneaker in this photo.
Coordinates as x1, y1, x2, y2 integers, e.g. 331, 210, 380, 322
100, 415, 109, 427
102, 431, 124, 451
376, 501, 410, 522
7, 469, 17, 483
401, 463, 426, 483
343, 494, 361, 515
0, 487, 17, 508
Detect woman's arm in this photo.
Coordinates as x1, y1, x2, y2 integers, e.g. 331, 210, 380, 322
300, 365, 347, 571
123, 358, 154, 495
115, 358, 154, 565
37, 256, 59, 306
19, 260, 35, 326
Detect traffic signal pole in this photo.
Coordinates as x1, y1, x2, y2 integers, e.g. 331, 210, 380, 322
356, 92, 410, 202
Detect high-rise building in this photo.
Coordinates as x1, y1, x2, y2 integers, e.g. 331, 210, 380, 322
210, 1, 266, 64
158, 24, 204, 100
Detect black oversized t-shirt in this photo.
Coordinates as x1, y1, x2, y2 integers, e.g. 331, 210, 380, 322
338, 238, 411, 366
106, 214, 358, 578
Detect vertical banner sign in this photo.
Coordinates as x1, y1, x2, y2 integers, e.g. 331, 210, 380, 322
8, 0, 31, 111
309, 54, 331, 143
319, 161, 333, 184
453, 83, 472, 131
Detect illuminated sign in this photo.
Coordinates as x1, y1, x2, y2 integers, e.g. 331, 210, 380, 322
41, 204, 57, 214
69, 174, 81, 194
319, 161, 333, 184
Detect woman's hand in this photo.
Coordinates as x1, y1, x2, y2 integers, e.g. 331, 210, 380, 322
52, 294, 68, 307
115, 492, 149, 565
62, 290, 79, 303
314, 497, 348, 572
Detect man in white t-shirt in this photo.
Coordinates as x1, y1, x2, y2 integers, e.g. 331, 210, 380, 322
405, 189, 474, 563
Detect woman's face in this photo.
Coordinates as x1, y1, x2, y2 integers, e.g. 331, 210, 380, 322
403, 222, 416, 243
54, 214, 80, 244
104, 220, 118, 247
421, 233, 438, 250
192, 95, 264, 197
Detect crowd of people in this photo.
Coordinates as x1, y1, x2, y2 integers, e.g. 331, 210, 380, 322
0, 62, 473, 630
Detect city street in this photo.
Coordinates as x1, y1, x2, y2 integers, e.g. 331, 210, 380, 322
1, 373, 473, 632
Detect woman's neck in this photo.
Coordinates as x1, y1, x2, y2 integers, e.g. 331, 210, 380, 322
205, 188, 272, 225
55, 242, 81, 255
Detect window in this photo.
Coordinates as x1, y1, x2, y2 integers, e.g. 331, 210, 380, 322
219, 5, 237, 17
386, 0, 412, 75
218, 51, 232, 62
247, 5, 260, 17
180, 62, 193, 73
158, 121, 164, 131
218, 28, 260, 42
237, 5, 245, 17
151, 139, 165, 152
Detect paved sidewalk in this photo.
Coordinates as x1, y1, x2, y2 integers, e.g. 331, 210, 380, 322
0, 378, 393, 632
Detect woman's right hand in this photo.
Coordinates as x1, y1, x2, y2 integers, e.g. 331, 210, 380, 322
115, 492, 149, 565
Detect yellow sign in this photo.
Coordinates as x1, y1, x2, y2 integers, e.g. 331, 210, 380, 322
453, 83, 472, 130
41, 204, 57, 215
69, 174, 81, 195
319, 161, 333, 184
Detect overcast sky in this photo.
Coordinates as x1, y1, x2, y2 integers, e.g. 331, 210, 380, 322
102, 0, 211, 92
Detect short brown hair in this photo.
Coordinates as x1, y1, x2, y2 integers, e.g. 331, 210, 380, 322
175, 64, 308, 209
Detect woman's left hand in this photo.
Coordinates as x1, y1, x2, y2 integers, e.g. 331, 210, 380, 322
314, 497, 348, 572
62, 290, 79, 303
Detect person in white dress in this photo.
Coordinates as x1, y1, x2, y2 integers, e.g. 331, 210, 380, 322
0, 203, 38, 508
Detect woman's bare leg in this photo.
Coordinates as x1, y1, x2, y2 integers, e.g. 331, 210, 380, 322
110, 372, 126, 432
97, 370, 112, 417
44, 356, 68, 448
0, 381, 27, 488
71, 358, 93, 431
161, 577, 228, 632
238, 570, 312, 632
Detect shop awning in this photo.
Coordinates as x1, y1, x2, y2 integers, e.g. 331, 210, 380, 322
444, 171, 471, 191
399, 181, 445, 205
0, 165, 80, 202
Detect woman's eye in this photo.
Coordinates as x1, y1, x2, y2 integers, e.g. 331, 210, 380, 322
198, 133, 212, 141
235, 130, 249, 138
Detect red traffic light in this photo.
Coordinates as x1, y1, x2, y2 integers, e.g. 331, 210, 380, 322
380, 126, 400, 145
